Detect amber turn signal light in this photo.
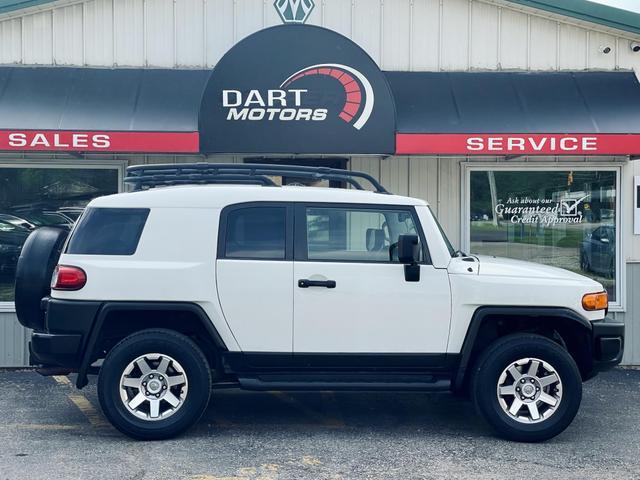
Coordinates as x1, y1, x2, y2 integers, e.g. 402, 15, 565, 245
582, 291, 608, 311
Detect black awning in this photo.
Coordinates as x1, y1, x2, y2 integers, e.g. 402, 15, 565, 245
386, 71, 640, 134
0, 66, 209, 132
0, 64, 639, 156
388, 71, 640, 155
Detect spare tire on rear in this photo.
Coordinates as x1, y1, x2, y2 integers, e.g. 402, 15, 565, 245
15, 227, 69, 331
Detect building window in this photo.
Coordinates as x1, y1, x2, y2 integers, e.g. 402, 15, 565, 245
468, 168, 618, 303
244, 158, 349, 188
0, 165, 120, 303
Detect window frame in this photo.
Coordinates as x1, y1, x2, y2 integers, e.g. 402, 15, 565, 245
294, 202, 432, 265
0, 159, 125, 313
217, 201, 294, 261
461, 162, 624, 312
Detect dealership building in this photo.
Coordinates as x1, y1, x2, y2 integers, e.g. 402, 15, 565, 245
1, 0, 640, 366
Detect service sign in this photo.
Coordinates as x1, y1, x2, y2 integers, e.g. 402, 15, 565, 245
396, 133, 640, 155
199, 25, 396, 155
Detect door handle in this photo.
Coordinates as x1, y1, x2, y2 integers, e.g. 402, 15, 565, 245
298, 279, 336, 289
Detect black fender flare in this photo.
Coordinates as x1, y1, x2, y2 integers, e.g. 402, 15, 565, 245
76, 301, 227, 388
452, 306, 592, 391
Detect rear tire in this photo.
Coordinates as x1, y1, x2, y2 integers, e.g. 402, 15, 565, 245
98, 329, 212, 440
471, 334, 582, 442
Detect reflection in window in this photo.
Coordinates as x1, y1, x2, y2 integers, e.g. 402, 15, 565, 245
469, 170, 617, 302
0, 167, 119, 302
306, 207, 419, 262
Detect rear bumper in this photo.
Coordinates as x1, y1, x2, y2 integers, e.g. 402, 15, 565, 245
590, 319, 625, 373
28, 297, 101, 369
30, 333, 82, 367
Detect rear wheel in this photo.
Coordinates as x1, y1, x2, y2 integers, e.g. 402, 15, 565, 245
471, 334, 582, 442
98, 329, 212, 440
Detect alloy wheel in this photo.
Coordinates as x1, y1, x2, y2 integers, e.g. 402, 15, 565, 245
119, 353, 188, 421
496, 357, 562, 424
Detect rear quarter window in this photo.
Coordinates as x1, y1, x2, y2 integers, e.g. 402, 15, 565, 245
66, 208, 150, 255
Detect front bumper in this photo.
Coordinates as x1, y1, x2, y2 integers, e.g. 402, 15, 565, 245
29, 297, 101, 369
590, 318, 625, 373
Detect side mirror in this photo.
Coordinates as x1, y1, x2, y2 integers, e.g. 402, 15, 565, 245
397, 234, 420, 282
398, 234, 420, 264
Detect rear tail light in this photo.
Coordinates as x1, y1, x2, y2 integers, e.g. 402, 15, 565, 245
582, 291, 608, 311
51, 265, 87, 291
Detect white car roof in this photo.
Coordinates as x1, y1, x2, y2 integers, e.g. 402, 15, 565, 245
90, 184, 428, 209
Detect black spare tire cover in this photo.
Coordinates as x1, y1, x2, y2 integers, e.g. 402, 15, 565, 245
15, 227, 69, 331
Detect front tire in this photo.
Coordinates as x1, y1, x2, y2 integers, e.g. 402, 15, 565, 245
98, 329, 212, 440
471, 334, 582, 442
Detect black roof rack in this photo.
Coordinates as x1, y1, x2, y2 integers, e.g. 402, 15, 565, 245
124, 163, 390, 194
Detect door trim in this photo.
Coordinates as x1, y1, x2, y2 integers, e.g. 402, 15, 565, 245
223, 351, 457, 373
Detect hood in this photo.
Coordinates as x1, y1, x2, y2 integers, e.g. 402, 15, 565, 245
474, 254, 601, 285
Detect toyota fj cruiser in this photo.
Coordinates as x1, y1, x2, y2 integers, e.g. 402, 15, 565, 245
15, 163, 624, 442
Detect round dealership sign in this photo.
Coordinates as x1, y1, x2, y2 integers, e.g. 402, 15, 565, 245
199, 24, 396, 155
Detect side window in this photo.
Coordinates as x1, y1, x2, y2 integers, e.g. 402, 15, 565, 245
224, 206, 286, 260
305, 206, 420, 262
66, 208, 149, 255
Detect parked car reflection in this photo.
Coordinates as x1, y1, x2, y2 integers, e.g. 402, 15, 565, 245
0, 220, 30, 278
0, 213, 36, 230
9, 209, 74, 229
580, 225, 616, 278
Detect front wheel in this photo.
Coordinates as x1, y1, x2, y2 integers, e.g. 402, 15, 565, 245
98, 329, 212, 440
471, 334, 582, 442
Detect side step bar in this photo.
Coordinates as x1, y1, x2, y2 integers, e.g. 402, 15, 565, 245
238, 374, 451, 392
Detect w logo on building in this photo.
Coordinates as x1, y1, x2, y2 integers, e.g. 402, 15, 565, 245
274, 0, 314, 24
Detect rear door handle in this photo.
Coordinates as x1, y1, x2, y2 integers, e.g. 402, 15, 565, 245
298, 279, 336, 289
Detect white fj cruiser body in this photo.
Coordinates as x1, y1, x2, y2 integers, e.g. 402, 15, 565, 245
15, 164, 624, 441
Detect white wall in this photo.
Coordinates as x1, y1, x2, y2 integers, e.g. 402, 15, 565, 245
1, 0, 640, 71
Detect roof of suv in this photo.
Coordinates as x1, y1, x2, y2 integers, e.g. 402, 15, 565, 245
90, 184, 429, 209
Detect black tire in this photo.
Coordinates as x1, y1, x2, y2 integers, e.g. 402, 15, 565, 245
14, 227, 69, 330
98, 329, 212, 440
471, 334, 582, 442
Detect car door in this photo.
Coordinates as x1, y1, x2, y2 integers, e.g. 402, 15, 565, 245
293, 203, 452, 359
216, 202, 294, 352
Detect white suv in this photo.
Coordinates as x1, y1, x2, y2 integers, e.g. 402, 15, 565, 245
15, 163, 624, 442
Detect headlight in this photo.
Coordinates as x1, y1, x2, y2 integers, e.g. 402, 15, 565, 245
582, 291, 608, 311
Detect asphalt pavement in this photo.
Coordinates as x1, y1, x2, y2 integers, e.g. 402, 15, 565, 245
0, 368, 639, 480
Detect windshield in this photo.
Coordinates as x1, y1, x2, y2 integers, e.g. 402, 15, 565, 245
428, 206, 456, 257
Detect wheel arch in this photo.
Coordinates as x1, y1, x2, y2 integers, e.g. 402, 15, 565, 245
453, 306, 594, 392
76, 302, 227, 389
